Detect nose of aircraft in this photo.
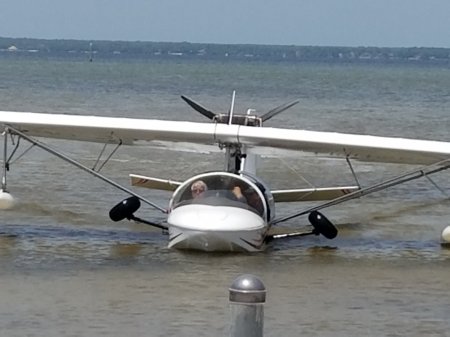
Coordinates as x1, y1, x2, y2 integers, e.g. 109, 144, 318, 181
168, 204, 265, 231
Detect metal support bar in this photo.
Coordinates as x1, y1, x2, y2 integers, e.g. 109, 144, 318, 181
2, 130, 7, 190
6, 135, 20, 166
7, 127, 167, 213
346, 155, 361, 188
7, 137, 36, 167
274, 159, 450, 224
425, 175, 449, 198
228, 90, 236, 125
92, 140, 122, 172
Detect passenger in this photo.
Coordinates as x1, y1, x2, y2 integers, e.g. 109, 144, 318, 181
191, 180, 207, 199
231, 185, 247, 203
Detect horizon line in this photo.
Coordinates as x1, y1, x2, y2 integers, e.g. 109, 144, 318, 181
0, 36, 449, 51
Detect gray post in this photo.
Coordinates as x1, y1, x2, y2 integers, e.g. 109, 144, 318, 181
229, 274, 266, 337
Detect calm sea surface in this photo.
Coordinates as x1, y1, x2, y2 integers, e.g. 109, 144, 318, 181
0, 54, 450, 336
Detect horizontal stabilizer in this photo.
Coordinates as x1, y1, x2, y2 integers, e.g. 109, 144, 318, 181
130, 174, 181, 191
272, 186, 359, 202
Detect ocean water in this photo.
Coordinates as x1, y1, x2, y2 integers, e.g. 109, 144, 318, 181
0, 54, 450, 336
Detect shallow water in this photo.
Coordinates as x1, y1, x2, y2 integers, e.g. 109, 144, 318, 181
1, 55, 450, 336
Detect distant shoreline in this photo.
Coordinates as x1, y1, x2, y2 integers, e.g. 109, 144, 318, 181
1, 36, 449, 64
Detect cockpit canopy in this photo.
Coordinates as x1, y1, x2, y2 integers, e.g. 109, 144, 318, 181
170, 172, 269, 218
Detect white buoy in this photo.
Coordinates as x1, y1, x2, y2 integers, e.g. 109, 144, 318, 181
441, 226, 450, 245
0, 189, 16, 210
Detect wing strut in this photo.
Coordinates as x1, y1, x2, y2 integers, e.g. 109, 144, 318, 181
273, 159, 450, 225
6, 126, 167, 213
346, 155, 361, 188
92, 140, 122, 172
1, 130, 8, 191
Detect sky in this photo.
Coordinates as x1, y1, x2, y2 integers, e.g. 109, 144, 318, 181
1, 0, 450, 48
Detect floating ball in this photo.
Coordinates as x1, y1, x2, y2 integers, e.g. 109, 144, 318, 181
0, 190, 16, 210
442, 226, 450, 244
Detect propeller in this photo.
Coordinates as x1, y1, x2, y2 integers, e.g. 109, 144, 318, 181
260, 99, 299, 122
181, 94, 299, 125
109, 196, 168, 230
181, 95, 216, 120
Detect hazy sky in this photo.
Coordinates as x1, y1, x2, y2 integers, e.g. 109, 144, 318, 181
1, 0, 450, 48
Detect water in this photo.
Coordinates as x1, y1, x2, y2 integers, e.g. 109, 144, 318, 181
1, 53, 450, 336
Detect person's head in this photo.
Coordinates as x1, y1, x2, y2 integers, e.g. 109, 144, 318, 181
191, 180, 207, 198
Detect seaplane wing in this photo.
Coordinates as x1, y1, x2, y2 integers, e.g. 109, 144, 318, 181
1, 111, 450, 165
0, 111, 219, 145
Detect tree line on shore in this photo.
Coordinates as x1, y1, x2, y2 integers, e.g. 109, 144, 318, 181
1, 36, 449, 64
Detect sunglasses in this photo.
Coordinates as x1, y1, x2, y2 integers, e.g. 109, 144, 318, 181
192, 188, 204, 193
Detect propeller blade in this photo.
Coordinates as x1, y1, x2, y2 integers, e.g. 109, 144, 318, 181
260, 99, 300, 122
181, 95, 217, 120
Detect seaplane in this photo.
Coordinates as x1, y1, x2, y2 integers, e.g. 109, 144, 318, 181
1, 91, 450, 252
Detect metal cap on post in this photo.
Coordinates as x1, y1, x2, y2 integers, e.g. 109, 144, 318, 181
229, 274, 266, 337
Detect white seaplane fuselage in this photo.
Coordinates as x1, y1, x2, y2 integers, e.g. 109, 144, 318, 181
168, 204, 267, 251
166, 172, 274, 252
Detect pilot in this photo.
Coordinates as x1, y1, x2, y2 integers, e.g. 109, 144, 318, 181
191, 180, 207, 199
